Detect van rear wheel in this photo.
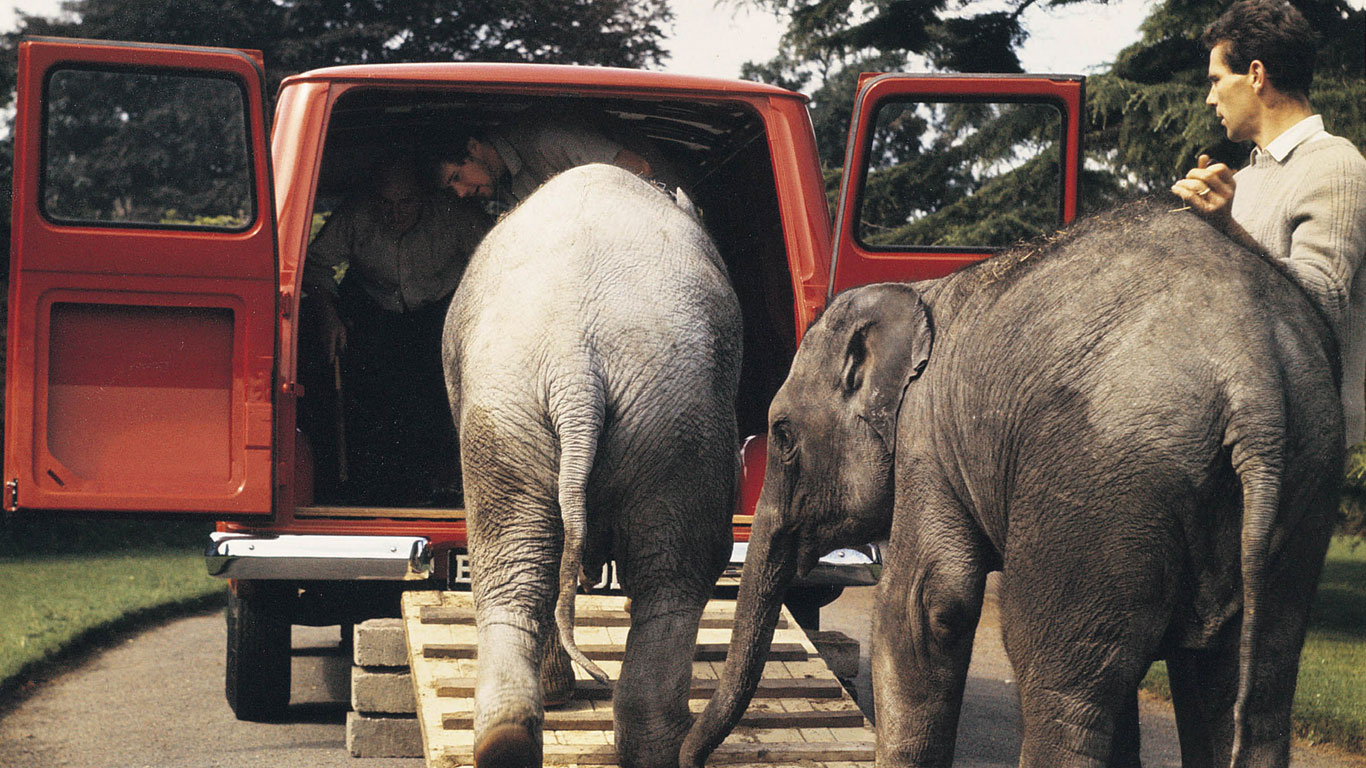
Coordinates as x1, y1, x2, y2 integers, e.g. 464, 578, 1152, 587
225, 580, 293, 721
784, 585, 844, 630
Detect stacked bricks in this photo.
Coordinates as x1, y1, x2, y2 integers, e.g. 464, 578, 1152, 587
346, 617, 423, 758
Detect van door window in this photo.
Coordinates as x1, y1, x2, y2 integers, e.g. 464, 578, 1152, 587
857, 99, 1064, 250
43, 68, 253, 230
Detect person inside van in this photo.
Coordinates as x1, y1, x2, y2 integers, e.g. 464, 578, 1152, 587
303, 152, 492, 506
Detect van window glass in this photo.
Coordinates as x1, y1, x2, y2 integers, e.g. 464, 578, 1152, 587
857, 99, 1062, 249
43, 68, 253, 229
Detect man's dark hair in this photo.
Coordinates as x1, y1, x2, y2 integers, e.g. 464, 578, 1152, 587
1202, 0, 1320, 96
420, 128, 482, 187
426, 129, 478, 164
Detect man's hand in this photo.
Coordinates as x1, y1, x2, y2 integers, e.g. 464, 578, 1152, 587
1171, 154, 1236, 224
324, 314, 348, 367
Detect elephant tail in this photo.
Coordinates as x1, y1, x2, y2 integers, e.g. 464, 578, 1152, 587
551, 372, 613, 689
1226, 403, 1285, 767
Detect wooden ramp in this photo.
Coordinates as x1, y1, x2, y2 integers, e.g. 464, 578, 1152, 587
401, 591, 875, 767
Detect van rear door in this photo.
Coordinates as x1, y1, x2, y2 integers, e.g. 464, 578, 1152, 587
5, 38, 278, 517
829, 73, 1083, 295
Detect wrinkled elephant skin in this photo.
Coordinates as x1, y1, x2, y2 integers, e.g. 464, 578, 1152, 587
684, 197, 1342, 768
445, 165, 741, 768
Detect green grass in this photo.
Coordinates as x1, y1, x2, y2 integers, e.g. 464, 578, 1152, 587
1292, 537, 1366, 750
0, 519, 225, 699
1141, 536, 1366, 753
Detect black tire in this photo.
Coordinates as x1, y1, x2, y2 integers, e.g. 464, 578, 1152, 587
225, 581, 293, 721
784, 585, 844, 631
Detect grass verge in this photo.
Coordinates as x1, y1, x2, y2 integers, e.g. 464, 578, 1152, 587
1141, 536, 1366, 753
0, 518, 225, 703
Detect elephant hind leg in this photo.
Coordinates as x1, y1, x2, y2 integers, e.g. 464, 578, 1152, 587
1168, 506, 1332, 768
1168, 642, 1237, 768
473, 723, 539, 768
613, 596, 708, 768
540, 634, 575, 708
1108, 690, 1142, 768
1001, 570, 1168, 767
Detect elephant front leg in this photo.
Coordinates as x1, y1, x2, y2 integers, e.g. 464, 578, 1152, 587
873, 500, 989, 767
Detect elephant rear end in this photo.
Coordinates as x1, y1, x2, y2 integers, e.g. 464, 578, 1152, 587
958, 199, 1343, 767
444, 164, 741, 768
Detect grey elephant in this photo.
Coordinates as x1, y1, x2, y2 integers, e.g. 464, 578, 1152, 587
443, 163, 742, 768
682, 197, 1342, 768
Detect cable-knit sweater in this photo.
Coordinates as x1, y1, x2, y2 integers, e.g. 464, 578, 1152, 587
1231, 135, 1366, 445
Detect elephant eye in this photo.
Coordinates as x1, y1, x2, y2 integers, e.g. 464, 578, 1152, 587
770, 421, 798, 463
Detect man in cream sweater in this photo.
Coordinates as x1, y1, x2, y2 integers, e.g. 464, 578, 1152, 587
1172, 0, 1366, 446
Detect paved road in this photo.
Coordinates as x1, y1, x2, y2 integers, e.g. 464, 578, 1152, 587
821, 579, 1364, 768
1, 582, 1362, 767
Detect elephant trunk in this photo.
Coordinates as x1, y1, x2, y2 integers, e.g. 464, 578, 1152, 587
679, 509, 799, 767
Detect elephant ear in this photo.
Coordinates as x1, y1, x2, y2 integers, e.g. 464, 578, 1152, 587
838, 285, 934, 454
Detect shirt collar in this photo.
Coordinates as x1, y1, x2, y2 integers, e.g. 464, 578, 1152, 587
1254, 114, 1327, 163
489, 132, 522, 179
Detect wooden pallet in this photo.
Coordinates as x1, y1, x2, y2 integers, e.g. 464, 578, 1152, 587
401, 590, 875, 767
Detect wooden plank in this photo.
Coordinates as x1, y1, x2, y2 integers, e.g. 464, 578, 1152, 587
419, 605, 788, 630
432, 675, 846, 700
423, 642, 808, 662
403, 591, 464, 768
441, 707, 866, 732
404, 590, 874, 768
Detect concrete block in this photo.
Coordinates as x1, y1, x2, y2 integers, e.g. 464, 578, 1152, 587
353, 618, 409, 667
810, 630, 859, 681
346, 711, 422, 758
352, 667, 416, 714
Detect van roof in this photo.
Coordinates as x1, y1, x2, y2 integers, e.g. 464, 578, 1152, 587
283, 61, 809, 104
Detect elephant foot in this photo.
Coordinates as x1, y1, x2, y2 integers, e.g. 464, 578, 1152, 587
541, 637, 576, 708
474, 723, 538, 768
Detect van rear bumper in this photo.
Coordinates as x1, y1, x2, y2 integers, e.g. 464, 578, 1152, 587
206, 532, 432, 581
205, 533, 880, 588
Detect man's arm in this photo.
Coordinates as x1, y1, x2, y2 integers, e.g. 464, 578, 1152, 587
538, 123, 654, 178
1275, 163, 1366, 324
303, 206, 356, 365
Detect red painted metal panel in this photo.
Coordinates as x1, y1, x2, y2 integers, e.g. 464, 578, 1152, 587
5, 38, 277, 516
281, 62, 803, 101
830, 74, 1084, 297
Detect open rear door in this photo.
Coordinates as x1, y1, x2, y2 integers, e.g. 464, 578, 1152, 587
829, 73, 1083, 296
5, 38, 278, 517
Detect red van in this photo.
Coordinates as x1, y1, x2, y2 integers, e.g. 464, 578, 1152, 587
6, 37, 1081, 720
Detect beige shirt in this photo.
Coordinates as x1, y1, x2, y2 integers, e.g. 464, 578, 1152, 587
1232, 116, 1366, 445
489, 122, 627, 205
305, 194, 490, 313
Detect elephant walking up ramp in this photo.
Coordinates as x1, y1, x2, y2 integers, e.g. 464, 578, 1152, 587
443, 163, 745, 767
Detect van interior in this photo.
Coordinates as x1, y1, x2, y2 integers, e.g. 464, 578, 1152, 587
297, 87, 799, 509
